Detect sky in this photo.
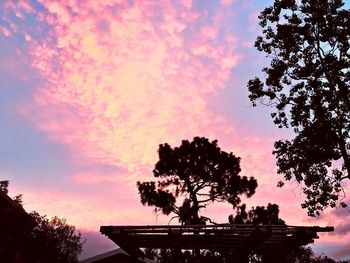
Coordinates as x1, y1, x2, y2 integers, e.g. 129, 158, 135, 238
1, 0, 350, 260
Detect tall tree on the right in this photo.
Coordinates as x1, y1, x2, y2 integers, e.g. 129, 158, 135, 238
248, 0, 350, 216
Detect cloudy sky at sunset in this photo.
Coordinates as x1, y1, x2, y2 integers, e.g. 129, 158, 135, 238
1, 0, 350, 260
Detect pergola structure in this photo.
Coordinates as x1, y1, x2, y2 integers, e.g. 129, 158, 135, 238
100, 224, 334, 263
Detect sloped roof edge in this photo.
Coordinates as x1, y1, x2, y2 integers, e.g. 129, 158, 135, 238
0, 189, 24, 210
79, 248, 155, 263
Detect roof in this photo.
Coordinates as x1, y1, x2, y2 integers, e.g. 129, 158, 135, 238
100, 224, 334, 258
0, 189, 24, 210
0, 189, 29, 226
79, 248, 155, 263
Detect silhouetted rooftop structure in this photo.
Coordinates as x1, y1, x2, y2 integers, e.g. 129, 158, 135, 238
0, 189, 28, 227
0, 190, 30, 261
100, 224, 334, 262
0, 190, 24, 212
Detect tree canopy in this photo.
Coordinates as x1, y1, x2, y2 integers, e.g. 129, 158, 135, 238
25, 211, 83, 263
137, 137, 257, 224
247, 0, 350, 216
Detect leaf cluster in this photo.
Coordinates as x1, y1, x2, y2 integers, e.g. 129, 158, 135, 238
229, 203, 285, 225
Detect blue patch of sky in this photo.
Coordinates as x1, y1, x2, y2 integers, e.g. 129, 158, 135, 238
30, 0, 47, 12
0, 115, 73, 183
193, 0, 220, 12
0, 73, 75, 188
0, 10, 72, 188
0, 0, 51, 43
0, 39, 38, 99
313, 243, 348, 260
344, 0, 350, 8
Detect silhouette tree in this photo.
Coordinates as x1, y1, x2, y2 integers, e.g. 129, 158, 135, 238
247, 0, 350, 216
24, 211, 83, 263
137, 137, 257, 224
0, 181, 83, 263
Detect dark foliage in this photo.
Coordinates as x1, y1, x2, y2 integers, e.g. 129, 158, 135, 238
286, 246, 315, 263
24, 211, 83, 263
247, 0, 350, 216
229, 203, 285, 225
137, 137, 257, 224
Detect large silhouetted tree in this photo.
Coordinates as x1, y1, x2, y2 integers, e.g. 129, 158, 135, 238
137, 137, 257, 224
248, 0, 350, 216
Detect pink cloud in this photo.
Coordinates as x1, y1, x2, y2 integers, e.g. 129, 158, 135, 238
179, 0, 193, 9
13, 0, 245, 175
221, 0, 234, 6
0, 25, 11, 37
